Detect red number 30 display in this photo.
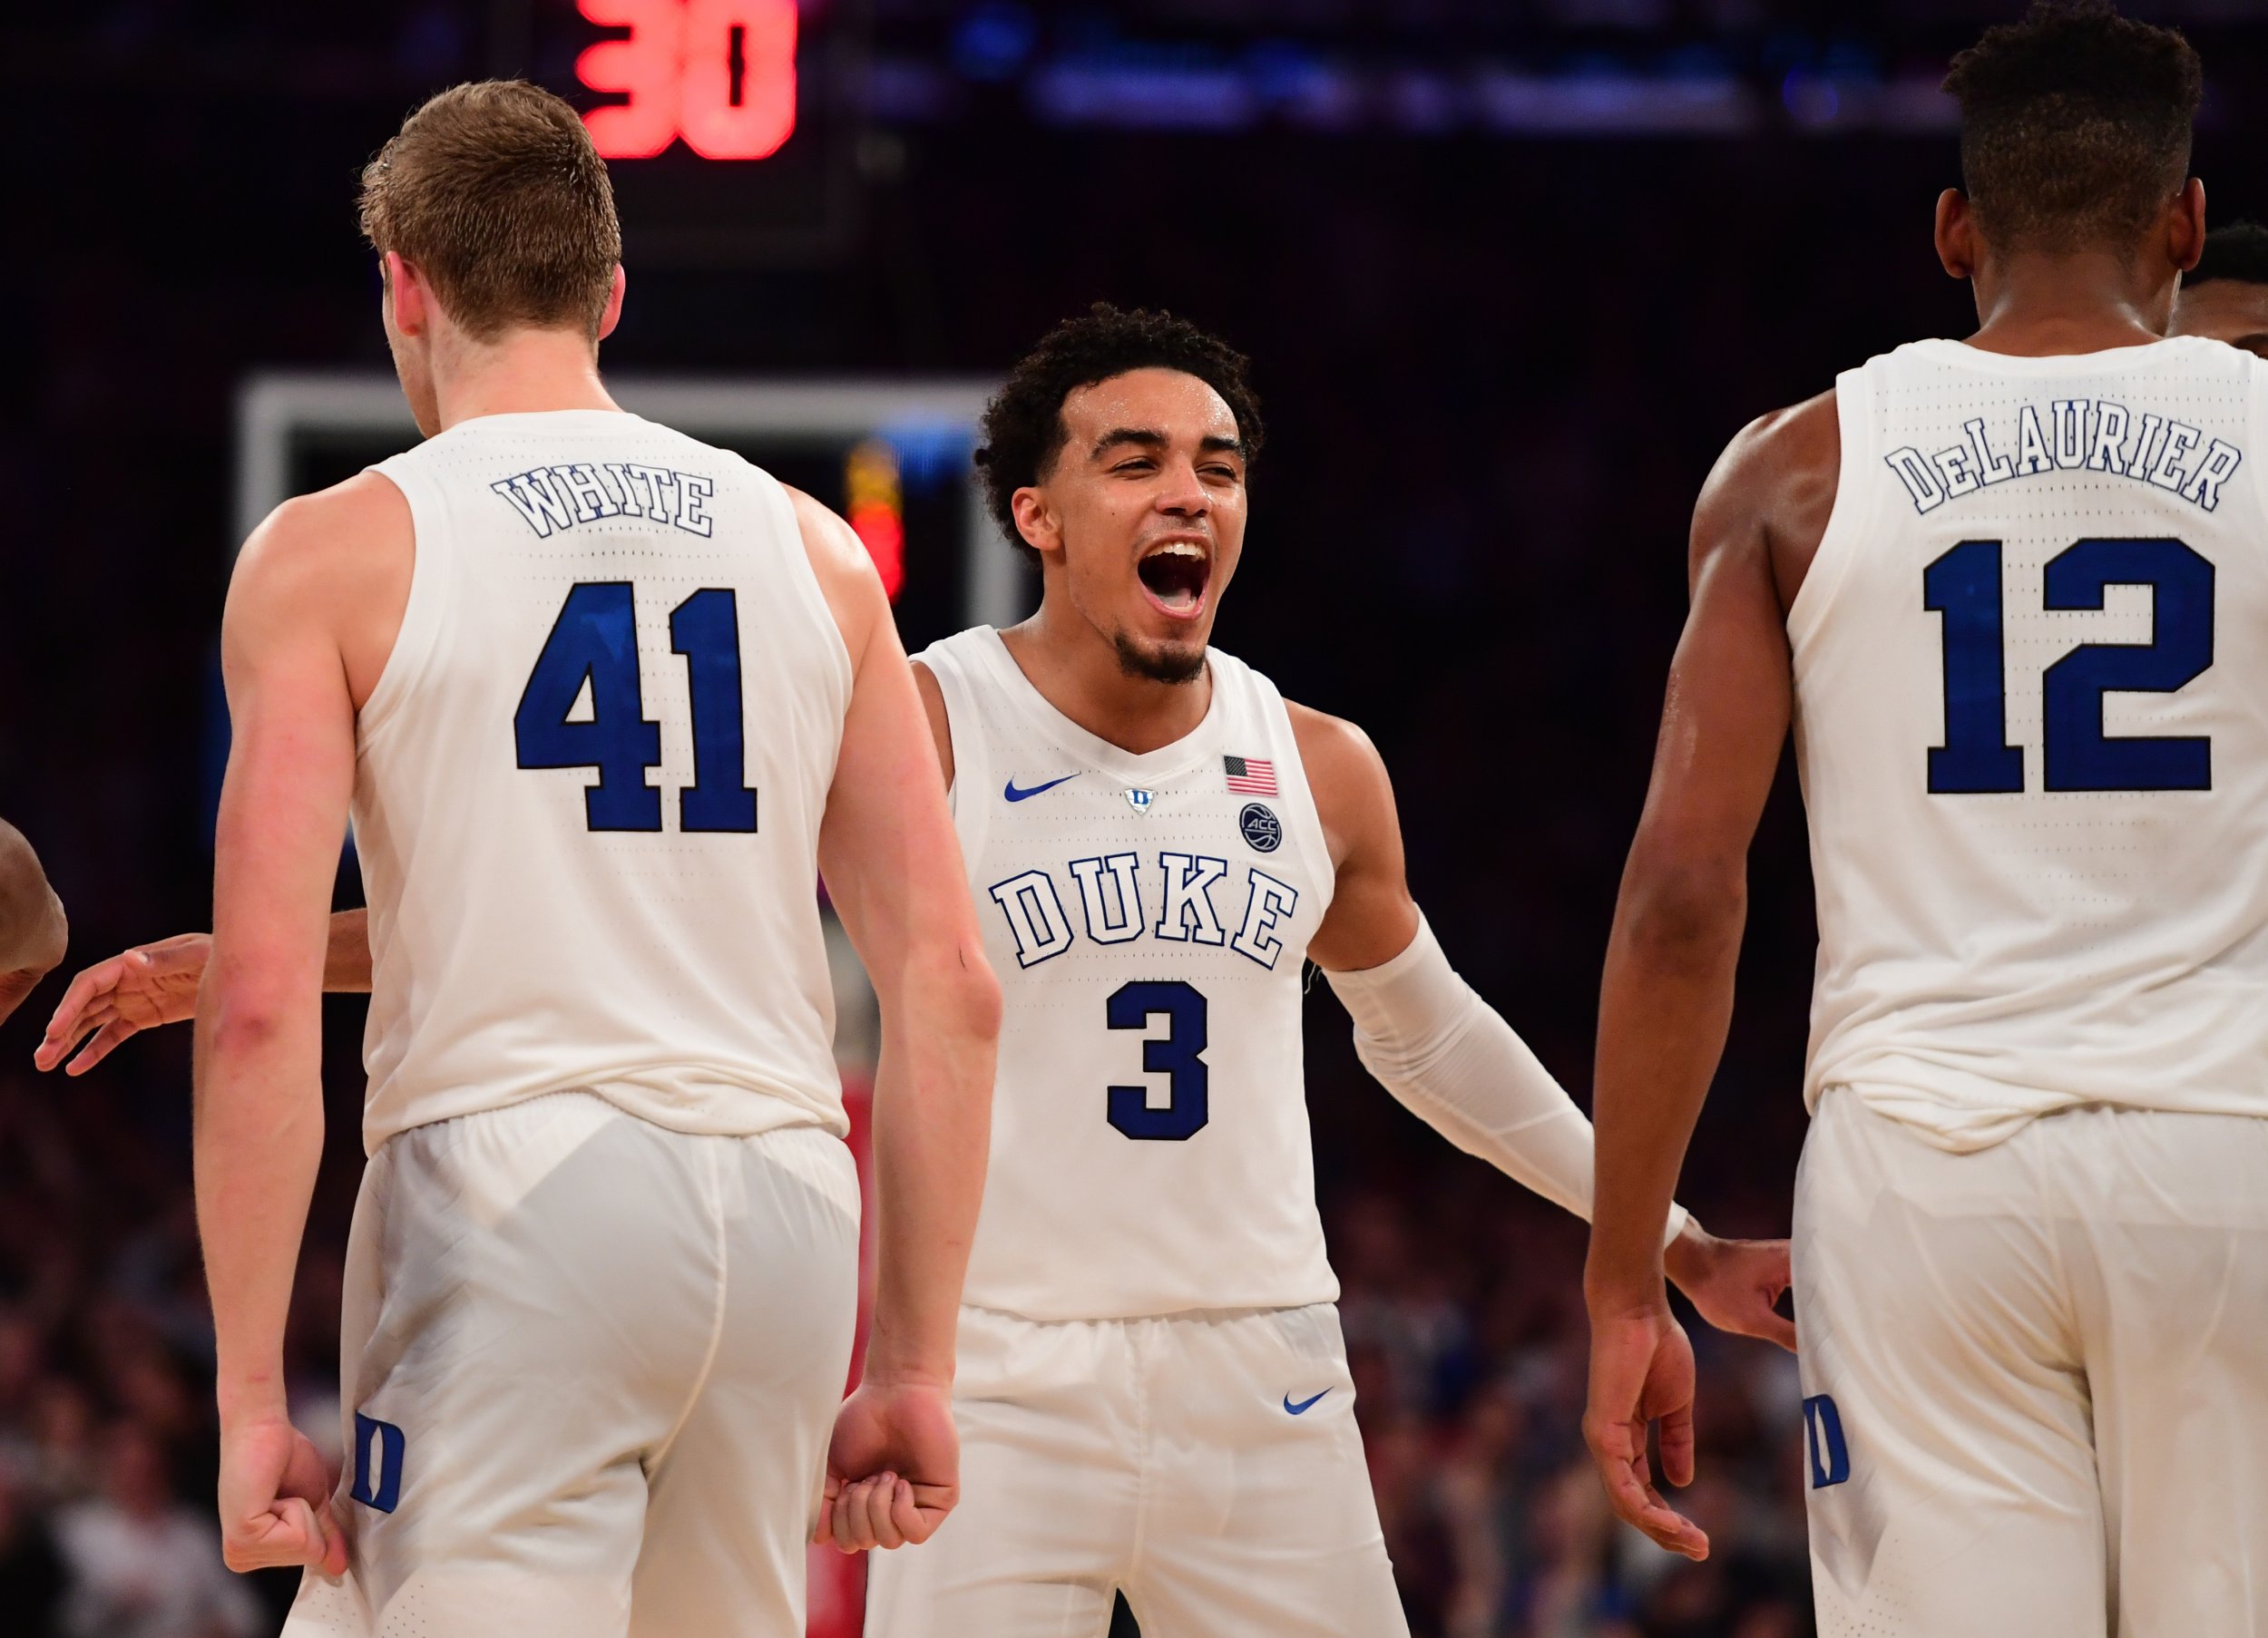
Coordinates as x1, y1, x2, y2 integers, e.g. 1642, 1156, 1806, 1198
578, 0, 798, 161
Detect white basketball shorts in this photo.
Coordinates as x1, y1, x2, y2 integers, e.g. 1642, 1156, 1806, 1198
280, 1089, 861, 1638
1795, 1088, 2268, 1638
863, 1301, 1409, 1638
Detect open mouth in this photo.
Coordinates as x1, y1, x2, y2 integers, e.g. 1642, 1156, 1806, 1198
1136, 541, 1211, 618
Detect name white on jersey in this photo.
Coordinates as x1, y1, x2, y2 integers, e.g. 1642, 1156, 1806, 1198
920, 628, 1338, 1321
1794, 336, 2268, 1150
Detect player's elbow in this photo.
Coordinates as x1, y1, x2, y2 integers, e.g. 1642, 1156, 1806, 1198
886, 931, 1002, 1048
932, 941, 1003, 1047
1617, 838, 1747, 966
199, 982, 296, 1064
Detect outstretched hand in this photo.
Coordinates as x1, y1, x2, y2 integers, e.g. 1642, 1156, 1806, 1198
218, 1416, 347, 1577
35, 932, 210, 1076
813, 1379, 959, 1554
1583, 1304, 1709, 1562
1666, 1226, 1795, 1352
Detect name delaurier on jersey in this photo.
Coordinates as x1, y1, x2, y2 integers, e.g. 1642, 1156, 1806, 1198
1886, 395, 2244, 516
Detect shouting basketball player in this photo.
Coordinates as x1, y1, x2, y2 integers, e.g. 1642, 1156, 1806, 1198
47, 303, 1793, 1633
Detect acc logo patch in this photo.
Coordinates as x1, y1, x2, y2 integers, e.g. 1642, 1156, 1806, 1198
1239, 802, 1283, 853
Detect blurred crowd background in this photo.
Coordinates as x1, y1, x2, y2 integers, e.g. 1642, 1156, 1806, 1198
7, 2, 2268, 1633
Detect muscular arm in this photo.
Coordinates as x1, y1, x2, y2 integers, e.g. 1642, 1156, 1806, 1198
197, 477, 406, 1574
1581, 390, 1836, 1559
0, 819, 67, 1027
200, 503, 357, 1429
792, 490, 999, 1549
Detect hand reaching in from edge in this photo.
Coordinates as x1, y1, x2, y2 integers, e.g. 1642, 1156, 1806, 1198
1666, 1224, 1795, 1352
36, 932, 210, 1075
813, 1379, 959, 1554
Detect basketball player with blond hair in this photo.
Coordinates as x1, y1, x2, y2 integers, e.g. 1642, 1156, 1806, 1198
178, 81, 998, 1636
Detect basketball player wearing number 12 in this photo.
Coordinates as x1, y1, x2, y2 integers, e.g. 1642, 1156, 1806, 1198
1586, 5, 2268, 1634
191, 83, 998, 1637
840, 306, 1794, 1636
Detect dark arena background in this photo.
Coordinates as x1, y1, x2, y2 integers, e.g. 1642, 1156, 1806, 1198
3, 3, 2264, 1634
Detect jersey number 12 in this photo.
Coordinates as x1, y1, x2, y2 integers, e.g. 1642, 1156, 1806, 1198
1924, 536, 2214, 795
514, 580, 760, 833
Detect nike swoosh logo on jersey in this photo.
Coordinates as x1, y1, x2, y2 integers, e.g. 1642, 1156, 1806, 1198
1003, 775, 1077, 802
1283, 1389, 1330, 1416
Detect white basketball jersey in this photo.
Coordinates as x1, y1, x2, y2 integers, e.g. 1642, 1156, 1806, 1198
1794, 336, 2268, 1152
351, 410, 851, 1153
918, 628, 1338, 1320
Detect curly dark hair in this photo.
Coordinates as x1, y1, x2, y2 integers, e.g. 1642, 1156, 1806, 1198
2190, 221, 2268, 289
1942, 1, 2202, 257
975, 303, 1264, 557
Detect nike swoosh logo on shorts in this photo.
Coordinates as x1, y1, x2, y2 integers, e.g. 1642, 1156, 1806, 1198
1003, 775, 1077, 802
1283, 1389, 1330, 1416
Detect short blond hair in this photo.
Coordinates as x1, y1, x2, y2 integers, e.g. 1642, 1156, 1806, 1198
358, 81, 621, 342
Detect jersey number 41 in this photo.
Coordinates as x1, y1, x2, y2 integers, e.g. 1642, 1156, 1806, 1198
514, 580, 759, 833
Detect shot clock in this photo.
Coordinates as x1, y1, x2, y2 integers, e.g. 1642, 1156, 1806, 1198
497, 0, 866, 262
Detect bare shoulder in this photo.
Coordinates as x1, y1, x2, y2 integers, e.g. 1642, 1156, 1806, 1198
237, 472, 409, 590
230, 472, 411, 638
1286, 700, 1386, 792
786, 483, 875, 580
1718, 387, 1839, 469
1694, 387, 1840, 608
1286, 700, 1394, 864
784, 484, 886, 668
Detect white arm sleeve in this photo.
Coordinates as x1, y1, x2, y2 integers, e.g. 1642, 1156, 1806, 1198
1324, 914, 1690, 1250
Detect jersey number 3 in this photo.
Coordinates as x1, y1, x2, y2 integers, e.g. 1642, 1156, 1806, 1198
1924, 537, 2214, 795
1107, 980, 1209, 1141
515, 580, 760, 832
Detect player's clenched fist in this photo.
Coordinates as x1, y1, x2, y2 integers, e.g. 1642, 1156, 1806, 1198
814, 1380, 959, 1553
217, 1416, 348, 1576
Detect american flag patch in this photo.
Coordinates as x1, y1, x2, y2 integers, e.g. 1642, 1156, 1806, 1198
1224, 755, 1278, 795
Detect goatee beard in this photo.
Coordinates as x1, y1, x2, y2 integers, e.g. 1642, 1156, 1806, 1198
1113, 632, 1207, 685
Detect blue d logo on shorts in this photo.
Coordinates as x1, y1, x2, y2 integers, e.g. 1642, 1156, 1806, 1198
1804, 1394, 1851, 1488
350, 1412, 406, 1513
